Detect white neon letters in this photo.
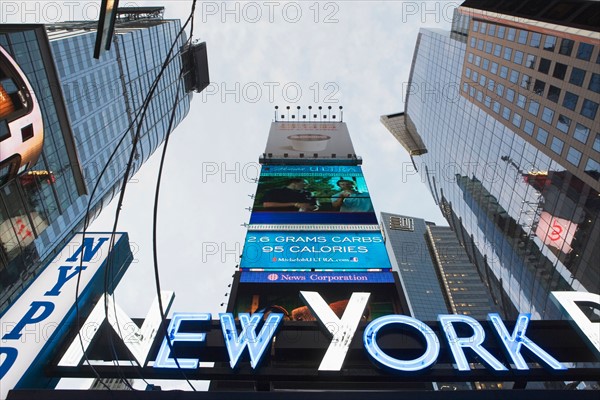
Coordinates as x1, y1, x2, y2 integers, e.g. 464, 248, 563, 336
438, 314, 508, 371
220, 313, 283, 369
299, 291, 370, 371
551, 291, 600, 357
364, 315, 440, 371
155, 313, 211, 369
488, 313, 566, 371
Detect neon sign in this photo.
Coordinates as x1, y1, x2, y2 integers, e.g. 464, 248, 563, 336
150, 291, 568, 374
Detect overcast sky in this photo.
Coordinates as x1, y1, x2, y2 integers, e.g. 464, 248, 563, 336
90, 0, 456, 318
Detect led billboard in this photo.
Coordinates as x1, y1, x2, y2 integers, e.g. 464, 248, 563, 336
241, 231, 391, 270
249, 165, 377, 225
0, 45, 44, 185
263, 122, 356, 162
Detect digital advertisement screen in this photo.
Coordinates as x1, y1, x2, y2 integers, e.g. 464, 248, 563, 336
249, 165, 378, 225
264, 122, 356, 161
233, 277, 402, 321
241, 231, 391, 270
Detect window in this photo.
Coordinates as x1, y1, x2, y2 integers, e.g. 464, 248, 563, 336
524, 120, 534, 135
485, 41, 493, 54
563, 91, 579, 111
476, 90, 483, 102
512, 113, 522, 127
536, 127, 549, 144
528, 100, 540, 116
589, 73, 600, 94
503, 47, 513, 61
470, 37, 476, 48
573, 123, 590, 144
517, 94, 526, 109
470, 86, 475, 97
487, 79, 495, 91
538, 58, 551, 74
594, 134, 600, 152
559, 39, 574, 56
502, 106, 511, 120
490, 62, 498, 74
529, 32, 541, 48
463, 82, 468, 92
569, 67, 586, 86
585, 158, 600, 176
550, 137, 564, 155
576, 42, 594, 61
507, 28, 516, 41
517, 30, 528, 44
467, 53, 474, 63
514, 50, 524, 65
480, 22, 487, 33
465, 68, 472, 78
547, 85, 561, 103
488, 24, 496, 36
525, 54, 536, 69
543, 35, 556, 51
477, 39, 484, 51
493, 44, 502, 57
534, 79, 545, 95
506, 88, 515, 102
479, 75, 486, 87
497, 26, 506, 39
542, 106, 554, 124
566, 147, 582, 167
496, 83, 504, 96
509, 70, 519, 84
475, 55, 481, 66
472, 21, 479, 31
520, 74, 531, 89
493, 101, 501, 113
553, 63, 567, 80
484, 95, 491, 108
472, 71, 479, 82
482, 58, 490, 70
581, 99, 599, 120
500, 66, 508, 79
556, 115, 571, 133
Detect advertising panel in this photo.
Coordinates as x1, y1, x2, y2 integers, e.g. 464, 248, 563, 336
0, 232, 132, 399
233, 280, 401, 321
240, 271, 396, 284
241, 231, 391, 270
249, 165, 378, 225
263, 122, 356, 162
0, 45, 44, 185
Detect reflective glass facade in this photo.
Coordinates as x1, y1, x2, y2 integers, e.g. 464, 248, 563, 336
0, 19, 190, 311
403, 27, 599, 319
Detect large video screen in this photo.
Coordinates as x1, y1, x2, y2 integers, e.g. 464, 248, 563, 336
241, 231, 391, 270
233, 275, 402, 321
249, 165, 378, 225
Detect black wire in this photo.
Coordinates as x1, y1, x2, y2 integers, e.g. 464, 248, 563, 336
150, 0, 199, 390
72, 5, 197, 390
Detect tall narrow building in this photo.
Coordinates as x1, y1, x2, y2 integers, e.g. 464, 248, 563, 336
0, 7, 197, 312
382, 0, 600, 319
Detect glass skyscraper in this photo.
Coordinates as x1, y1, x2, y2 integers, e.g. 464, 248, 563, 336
382, 0, 599, 319
0, 8, 191, 312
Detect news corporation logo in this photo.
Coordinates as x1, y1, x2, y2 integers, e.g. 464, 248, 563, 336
267, 273, 279, 281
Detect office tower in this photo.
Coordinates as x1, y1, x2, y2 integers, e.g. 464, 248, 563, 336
380, 212, 500, 320
382, 0, 599, 319
0, 7, 195, 312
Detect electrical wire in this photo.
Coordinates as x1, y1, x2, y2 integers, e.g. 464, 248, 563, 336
72, 3, 198, 390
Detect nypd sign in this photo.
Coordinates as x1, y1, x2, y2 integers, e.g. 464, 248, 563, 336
0, 233, 131, 400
